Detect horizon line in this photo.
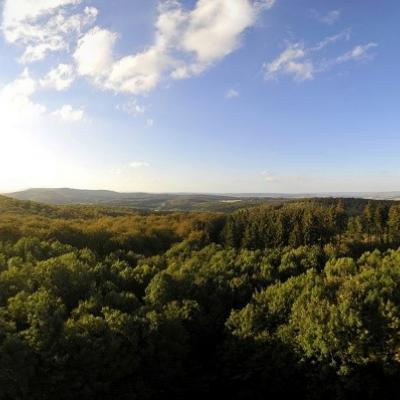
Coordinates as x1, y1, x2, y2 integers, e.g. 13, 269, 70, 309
3, 187, 400, 196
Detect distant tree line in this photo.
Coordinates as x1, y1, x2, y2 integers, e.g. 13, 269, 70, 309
222, 200, 400, 251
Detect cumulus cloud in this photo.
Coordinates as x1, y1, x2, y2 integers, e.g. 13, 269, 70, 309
0, 69, 86, 128
74, 3, 181, 95
71, 0, 276, 95
40, 64, 75, 91
52, 104, 85, 122
74, 27, 117, 78
181, 0, 255, 65
0, 69, 46, 126
105, 45, 171, 95
1, 0, 278, 122
94, 2, 183, 94
2, 1, 98, 63
169, 0, 265, 79
3, 0, 81, 25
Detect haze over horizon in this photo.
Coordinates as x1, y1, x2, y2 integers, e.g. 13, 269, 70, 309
5, 187, 400, 198
1, 0, 399, 193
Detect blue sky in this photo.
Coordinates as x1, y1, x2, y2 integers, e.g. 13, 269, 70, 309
0, 0, 399, 193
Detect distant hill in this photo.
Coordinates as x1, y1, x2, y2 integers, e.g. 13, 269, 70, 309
7, 188, 165, 204
5, 188, 400, 212
5, 188, 265, 212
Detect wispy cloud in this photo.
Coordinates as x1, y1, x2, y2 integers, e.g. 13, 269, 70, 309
130, 161, 150, 168
318, 42, 378, 72
265, 30, 377, 83
310, 9, 341, 25
311, 29, 351, 52
335, 43, 378, 64
261, 171, 279, 183
264, 43, 314, 81
116, 100, 146, 116
226, 89, 239, 99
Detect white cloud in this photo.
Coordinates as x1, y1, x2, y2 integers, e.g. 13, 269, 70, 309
265, 43, 314, 81
146, 119, 155, 127
21, 42, 64, 64
72, 0, 276, 95
182, 0, 255, 64
266, 35, 377, 82
312, 29, 351, 51
0, 69, 87, 129
74, 2, 182, 94
3, 0, 81, 26
117, 100, 146, 116
261, 171, 279, 183
40, 64, 75, 91
74, 27, 117, 78
226, 89, 239, 99
285, 61, 314, 81
0, 69, 46, 126
317, 42, 378, 72
130, 161, 150, 168
105, 46, 171, 95
170, 0, 265, 79
310, 9, 341, 25
2, 1, 98, 63
336, 42, 378, 63
255, 0, 276, 10
19, 7, 97, 63
52, 104, 85, 122
101, 1, 187, 94
1, 0, 278, 120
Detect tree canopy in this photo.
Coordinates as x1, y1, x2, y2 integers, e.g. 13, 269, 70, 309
1, 195, 400, 399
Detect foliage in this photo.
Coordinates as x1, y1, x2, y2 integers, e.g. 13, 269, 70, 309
1, 195, 400, 398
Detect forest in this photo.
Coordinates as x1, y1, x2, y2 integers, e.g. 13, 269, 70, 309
1, 194, 400, 399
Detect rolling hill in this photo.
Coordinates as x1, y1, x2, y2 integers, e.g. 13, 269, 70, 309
5, 188, 400, 212
5, 188, 268, 212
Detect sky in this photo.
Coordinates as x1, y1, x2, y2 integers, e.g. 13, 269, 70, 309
0, 0, 399, 194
